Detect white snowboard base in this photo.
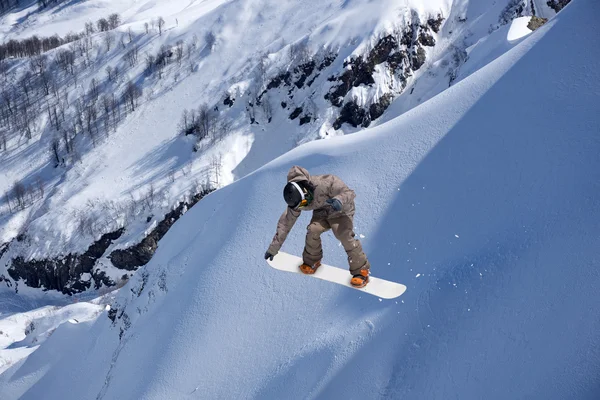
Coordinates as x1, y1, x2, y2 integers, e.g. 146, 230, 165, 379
267, 251, 407, 299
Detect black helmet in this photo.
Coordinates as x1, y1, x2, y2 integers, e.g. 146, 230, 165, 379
283, 182, 304, 208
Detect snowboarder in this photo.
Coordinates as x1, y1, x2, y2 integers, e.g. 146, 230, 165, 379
264, 166, 371, 288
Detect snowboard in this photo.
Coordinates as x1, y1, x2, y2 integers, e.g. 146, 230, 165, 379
267, 251, 407, 299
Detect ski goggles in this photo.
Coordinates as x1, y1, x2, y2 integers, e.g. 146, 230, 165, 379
290, 182, 312, 209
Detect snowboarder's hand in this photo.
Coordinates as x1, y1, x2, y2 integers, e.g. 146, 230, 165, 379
264, 251, 275, 261
326, 198, 342, 212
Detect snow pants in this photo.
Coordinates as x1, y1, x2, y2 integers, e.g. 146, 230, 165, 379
302, 212, 370, 275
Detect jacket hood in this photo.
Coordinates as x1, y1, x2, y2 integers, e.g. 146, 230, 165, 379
287, 166, 311, 183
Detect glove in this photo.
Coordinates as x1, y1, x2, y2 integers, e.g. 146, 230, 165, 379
264, 251, 275, 261
326, 198, 342, 212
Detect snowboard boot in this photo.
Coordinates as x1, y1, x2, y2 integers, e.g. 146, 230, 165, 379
350, 267, 370, 288
299, 260, 321, 275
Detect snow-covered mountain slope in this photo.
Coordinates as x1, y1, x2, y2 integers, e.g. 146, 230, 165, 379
0, 0, 557, 295
0, 296, 107, 375
1, 0, 598, 398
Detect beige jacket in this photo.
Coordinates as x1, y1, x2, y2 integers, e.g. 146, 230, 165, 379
268, 166, 356, 254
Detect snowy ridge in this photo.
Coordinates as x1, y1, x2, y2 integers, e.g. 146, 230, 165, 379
0, 0, 461, 293
0, 0, 557, 296
1, 0, 598, 398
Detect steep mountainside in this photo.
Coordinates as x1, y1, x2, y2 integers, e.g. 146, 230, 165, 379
1, 0, 598, 398
0, 0, 561, 296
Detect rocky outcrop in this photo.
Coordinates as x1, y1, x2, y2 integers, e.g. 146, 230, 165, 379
527, 16, 547, 30
7, 229, 124, 295
427, 15, 445, 33
6, 189, 213, 295
289, 107, 303, 120
109, 189, 213, 270
326, 13, 445, 130
546, 0, 571, 12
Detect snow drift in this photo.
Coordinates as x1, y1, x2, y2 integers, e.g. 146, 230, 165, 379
1, 0, 599, 398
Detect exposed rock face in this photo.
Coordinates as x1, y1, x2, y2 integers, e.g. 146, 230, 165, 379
499, 0, 526, 25
327, 15, 442, 130
427, 14, 445, 33
7, 229, 124, 295
223, 94, 235, 107
419, 32, 436, 47
333, 101, 368, 130
6, 189, 213, 295
369, 94, 394, 121
546, 0, 571, 12
528, 16, 547, 30
289, 107, 303, 120
109, 189, 213, 270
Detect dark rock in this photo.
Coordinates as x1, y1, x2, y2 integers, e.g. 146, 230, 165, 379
318, 54, 336, 71
333, 101, 367, 129
388, 51, 408, 72
427, 15, 445, 33
289, 107, 303, 120
546, 0, 570, 12
0, 242, 8, 259
267, 71, 291, 90
411, 46, 426, 70
281, 101, 287, 108
299, 115, 312, 125
306, 73, 319, 87
7, 228, 124, 295
419, 32, 436, 47
109, 189, 213, 271
294, 60, 316, 88
369, 93, 394, 121
7, 189, 213, 295
108, 307, 117, 322
326, 56, 375, 107
370, 35, 398, 65
223, 95, 234, 107
401, 26, 415, 46
527, 16, 547, 30
499, 0, 524, 25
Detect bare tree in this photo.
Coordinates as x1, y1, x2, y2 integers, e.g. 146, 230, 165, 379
56, 48, 76, 75
214, 118, 232, 143
51, 138, 60, 165
144, 22, 149, 34
175, 40, 184, 64
106, 65, 113, 81
12, 181, 27, 210
112, 65, 120, 83
0, 133, 6, 151
19, 72, 33, 105
89, 78, 100, 101
40, 70, 53, 96
145, 53, 156, 75
0, 59, 9, 80
209, 153, 223, 188
104, 33, 115, 51
30, 54, 47, 75
124, 80, 142, 112
35, 176, 44, 198
157, 17, 165, 36
108, 13, 121, 30
97, 18, 110, 32
124, 45, 139, 67
85, 22, 95, 36
205, 31, 216, 52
